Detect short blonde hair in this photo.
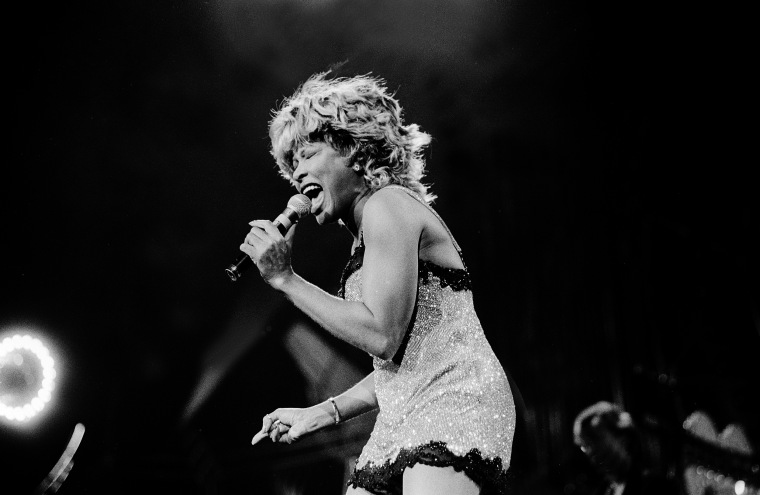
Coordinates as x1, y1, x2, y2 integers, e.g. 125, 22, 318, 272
269, 72, 435, 203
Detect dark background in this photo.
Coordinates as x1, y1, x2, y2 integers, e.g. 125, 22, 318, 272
2, 0, 757, 494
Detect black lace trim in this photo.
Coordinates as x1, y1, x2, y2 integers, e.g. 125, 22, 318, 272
347, 441, 510, 495
338, 243, 365, 299
338, 246, 471, 299
419, 259, 472, 292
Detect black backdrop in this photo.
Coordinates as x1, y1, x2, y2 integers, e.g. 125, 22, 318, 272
2, 1, 757, 494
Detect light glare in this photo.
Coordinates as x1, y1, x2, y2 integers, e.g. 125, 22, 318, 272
0, 332, 58, 423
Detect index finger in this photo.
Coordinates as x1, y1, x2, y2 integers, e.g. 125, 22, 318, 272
252, 413, 277, 446
251, 430, 268, 446
248, 220, 284, 239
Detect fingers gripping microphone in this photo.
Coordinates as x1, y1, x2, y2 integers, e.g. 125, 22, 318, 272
225, 194, 312, 282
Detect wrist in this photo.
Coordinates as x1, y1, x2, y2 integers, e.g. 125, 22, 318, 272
267, 269, 295, 291
326, 396, 342, 424
312, 402, 337, 429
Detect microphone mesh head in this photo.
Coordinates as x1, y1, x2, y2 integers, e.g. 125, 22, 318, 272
287, 194, 312, 218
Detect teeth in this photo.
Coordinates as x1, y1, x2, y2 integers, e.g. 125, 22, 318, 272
302, 184, 322, 199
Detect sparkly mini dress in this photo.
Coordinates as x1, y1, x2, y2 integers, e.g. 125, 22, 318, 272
342, 186, 516, 494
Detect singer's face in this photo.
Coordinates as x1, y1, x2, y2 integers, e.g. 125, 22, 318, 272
292, 142, 365, 225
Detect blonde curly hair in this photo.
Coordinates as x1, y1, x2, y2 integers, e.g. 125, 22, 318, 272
269, 72, 435, 203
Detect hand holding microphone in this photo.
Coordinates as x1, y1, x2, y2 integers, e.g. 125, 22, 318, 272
226, 194, 311, 282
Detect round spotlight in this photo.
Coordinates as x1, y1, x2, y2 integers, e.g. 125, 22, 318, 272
0, 333, 57, 422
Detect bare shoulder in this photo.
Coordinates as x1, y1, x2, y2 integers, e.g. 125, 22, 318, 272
366, 187, 464, 269
362, 187, 426, 237
364, 187, 426, 220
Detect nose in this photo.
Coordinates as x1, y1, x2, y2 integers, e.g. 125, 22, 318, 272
292, 160, 307, 184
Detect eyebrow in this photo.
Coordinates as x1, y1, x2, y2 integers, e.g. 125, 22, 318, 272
301, 142, 319, 154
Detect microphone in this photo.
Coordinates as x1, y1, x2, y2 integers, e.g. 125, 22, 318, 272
225, 194, 312, 282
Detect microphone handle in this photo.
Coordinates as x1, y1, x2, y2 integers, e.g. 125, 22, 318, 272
225, 220, 289, 282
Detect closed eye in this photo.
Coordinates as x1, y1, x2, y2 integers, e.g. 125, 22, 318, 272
298, 145, 319, 160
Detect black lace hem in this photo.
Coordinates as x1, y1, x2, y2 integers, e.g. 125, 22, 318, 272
347, 441, 510, 495
338, 246, 472, 299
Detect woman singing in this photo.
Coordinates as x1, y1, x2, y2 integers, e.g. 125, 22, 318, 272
242, 72, 516, 494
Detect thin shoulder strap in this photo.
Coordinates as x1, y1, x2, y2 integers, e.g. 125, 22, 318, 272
383, 185, 467, 265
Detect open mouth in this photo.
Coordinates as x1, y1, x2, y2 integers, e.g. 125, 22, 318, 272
301, 184, 322, 200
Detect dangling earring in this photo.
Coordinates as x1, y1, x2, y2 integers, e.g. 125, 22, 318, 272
352, 163, 362, 172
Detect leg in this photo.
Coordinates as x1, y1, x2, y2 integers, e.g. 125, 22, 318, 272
403, 464, 480, 495
345, 486, 375, 495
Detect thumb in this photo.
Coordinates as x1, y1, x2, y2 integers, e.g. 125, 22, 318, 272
284, 223, 298, 247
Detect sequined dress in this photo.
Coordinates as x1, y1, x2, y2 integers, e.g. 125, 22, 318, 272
341, 186, 516, 494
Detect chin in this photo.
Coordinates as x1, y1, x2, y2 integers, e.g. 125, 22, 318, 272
314, 211, 332, 225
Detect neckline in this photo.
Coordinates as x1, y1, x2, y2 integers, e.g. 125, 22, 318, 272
338, 244, 471, 298
350, 242, 466, 275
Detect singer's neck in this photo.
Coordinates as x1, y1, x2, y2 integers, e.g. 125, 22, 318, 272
342, 188, 374, 241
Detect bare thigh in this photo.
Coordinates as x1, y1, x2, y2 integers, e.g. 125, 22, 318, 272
403, 464, 480, 495
345, 486, 375, 495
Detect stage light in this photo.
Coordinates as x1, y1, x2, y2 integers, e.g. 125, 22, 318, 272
0, 333, 57, 423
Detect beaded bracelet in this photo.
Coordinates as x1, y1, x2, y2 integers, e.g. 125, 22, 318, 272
327, 397, 341, 424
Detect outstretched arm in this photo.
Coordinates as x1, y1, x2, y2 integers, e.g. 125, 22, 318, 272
252, 371, 378, 445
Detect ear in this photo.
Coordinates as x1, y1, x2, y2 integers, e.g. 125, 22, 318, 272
347, 149, 364, 172
346, 146, 363, 170
346, 141, 374, 171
